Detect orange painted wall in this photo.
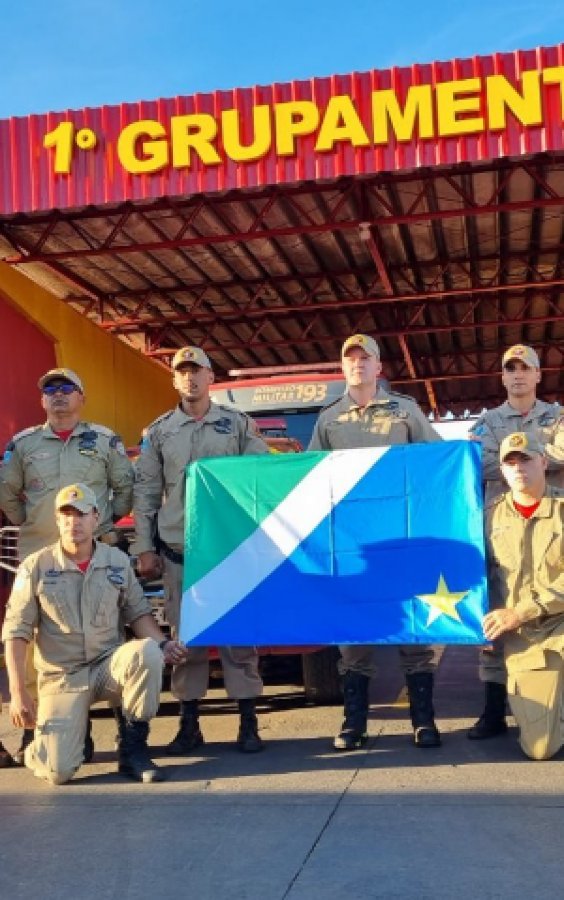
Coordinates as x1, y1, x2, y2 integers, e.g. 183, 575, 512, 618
0, 262, 177, 445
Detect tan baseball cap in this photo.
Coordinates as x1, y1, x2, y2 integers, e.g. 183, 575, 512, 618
38, 368, 84, 392
341, 334, 380, 360
499, 432, 545, 462
502, 345, 540, 369
171, 346, 212, 370
55, 483, 98, 513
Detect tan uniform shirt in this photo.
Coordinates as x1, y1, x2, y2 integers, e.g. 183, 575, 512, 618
469, 400, 564, 503
0, 421, 134, 558
1, 541, 151, 694
308, 388, 442, 450
132, 402, 268, 555
486, 488, 564, 671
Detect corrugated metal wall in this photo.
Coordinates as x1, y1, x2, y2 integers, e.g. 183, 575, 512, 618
1, 45, 563, 215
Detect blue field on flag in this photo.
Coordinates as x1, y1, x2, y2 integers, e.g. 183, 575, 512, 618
180, 441, 487, 647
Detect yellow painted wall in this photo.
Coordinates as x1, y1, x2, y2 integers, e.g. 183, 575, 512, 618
0, 261, 177, 445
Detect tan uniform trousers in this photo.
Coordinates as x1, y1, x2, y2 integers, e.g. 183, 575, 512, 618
162, 556, 263, 701
338, 643, 441, 677
507, 649, 564, 761
25, 638, 163, 785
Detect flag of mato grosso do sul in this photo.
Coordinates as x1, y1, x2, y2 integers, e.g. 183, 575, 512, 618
179, 442, 487, 647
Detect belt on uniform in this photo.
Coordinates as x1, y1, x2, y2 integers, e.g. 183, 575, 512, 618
159, 541, 184, 565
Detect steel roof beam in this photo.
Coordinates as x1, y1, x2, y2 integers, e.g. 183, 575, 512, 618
359, 224, 395, 296
7, 197, 564, 265
397, 333, 440, 419
98, 276, 564, 332
63, 242, 564, 301
115, 315, 561, 357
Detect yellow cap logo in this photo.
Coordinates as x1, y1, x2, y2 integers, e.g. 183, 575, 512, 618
61, 486, 84, 503
509, 433, 527, 449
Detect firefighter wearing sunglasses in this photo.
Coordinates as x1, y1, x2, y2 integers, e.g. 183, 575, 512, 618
0, 367, 133, 768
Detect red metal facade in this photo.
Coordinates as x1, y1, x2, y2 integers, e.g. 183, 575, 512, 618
0, 294, 56, 447
1, 45, 564, 215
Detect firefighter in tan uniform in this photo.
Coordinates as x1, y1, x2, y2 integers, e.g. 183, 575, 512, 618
2, 483, 188, 785
468, 345, 564, 740
308, 334, 443, 751
132, 346, 269, 755
0, 368, 134, 558
483, 433, 564, 760
0, 367, 134, 765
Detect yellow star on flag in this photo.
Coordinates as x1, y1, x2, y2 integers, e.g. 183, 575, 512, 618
416, 574, 468, 627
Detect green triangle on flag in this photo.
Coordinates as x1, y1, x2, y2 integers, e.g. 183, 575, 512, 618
183, 451, 326, 590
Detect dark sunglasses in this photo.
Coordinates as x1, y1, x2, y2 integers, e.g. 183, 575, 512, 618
43, 383, 77, 395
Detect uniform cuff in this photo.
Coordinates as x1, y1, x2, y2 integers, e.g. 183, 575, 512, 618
1, 626, 33, 643
513, 599, 542, 623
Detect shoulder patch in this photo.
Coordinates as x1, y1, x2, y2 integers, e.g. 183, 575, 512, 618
109, 434, 126, 454
2, 440, 15, 462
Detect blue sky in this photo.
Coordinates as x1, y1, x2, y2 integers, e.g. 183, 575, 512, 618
1, 0, 564, 118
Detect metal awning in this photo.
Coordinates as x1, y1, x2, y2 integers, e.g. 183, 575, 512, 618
0, 45, 562, 415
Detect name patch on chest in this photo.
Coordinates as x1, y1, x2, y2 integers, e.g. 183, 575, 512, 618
213, 417, 233, 435
107, 566, 125, 586
78, 431, 99, 456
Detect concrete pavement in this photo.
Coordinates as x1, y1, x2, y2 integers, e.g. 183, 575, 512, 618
1, 647, 564, 900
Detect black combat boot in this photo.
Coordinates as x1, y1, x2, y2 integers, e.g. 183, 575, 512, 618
405, 672, 441, 748
237, 698, 264, 753
117, 720, 164, 783
467, 682, 508, 740
166, 700, 204, 755
333, 671, 370, 751
0, 740, 14, 768
113, 706, 127, 750
13, 728, 34, 767
84, 716, 95, 763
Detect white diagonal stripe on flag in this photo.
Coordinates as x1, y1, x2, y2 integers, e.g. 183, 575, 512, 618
183, 447, 390, 639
